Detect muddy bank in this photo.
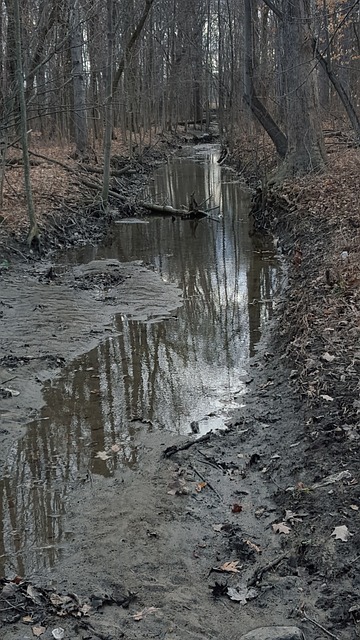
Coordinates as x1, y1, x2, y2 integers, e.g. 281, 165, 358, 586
0, 259, 182, 466
2, 318, 358, 640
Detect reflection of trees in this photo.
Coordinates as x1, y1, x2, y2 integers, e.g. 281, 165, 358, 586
0, 344, 140, 578
246, 233, 280, 357
0, 150, 279, 579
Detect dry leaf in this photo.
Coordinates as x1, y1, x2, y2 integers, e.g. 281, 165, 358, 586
50, 593, 72, 607
312, 470, 352, 489
95, 451, 111, 461
232, 503, 242, 513
350, 504, 359, 511
331, 525, 353, 542
322, 352, 335, 363
284, 509, 305, 523
227, 585, 259, 604
26, 585, 42, 603
22, 615, 33, 623
133, 606, 159, 621
320, 394, 334, 402
212, 524, 224, 532
111, 444, 120, 452
272, 522, 291, 535
32, 626, 46, 637
195, 481, 207, 492
218, 560, 241, 573
243, 539, 261, 553
79, 603, 92, 615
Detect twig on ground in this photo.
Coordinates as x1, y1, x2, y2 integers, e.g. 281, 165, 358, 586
196, 451, 223, 470
191, 464, 222, 500
0, 376, 17, 385
247, 553, 288, 587
301, 611, 340, 640
162, 432, 212, 458
0, 596, 26, 613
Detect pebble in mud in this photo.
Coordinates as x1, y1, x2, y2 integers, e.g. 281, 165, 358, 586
239, 627, 305, 640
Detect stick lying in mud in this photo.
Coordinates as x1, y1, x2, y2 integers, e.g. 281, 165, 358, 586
301, 612, 340, 640
163, 433, 212, 458
247, 553, 288, 587
191, 464, 222, 500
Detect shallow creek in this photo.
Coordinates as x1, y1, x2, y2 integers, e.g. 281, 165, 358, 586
0, 145, 280, 578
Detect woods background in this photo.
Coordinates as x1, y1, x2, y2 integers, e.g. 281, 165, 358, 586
1, 0, 360, 238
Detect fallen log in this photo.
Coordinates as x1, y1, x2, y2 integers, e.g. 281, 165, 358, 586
139, 201, 218, 221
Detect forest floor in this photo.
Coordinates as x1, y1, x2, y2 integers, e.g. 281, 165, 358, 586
0, 134, 359, 640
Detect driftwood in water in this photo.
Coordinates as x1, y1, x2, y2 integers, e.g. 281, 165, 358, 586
140, 193, 218, 220
140, 202, 207, 219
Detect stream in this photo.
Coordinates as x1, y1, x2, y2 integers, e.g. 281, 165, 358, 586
0, 145, 280, 579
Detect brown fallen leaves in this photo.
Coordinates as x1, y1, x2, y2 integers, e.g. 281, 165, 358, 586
219, 560, 242, 573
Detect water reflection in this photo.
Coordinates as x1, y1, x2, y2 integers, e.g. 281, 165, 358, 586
0, 146, 280, 577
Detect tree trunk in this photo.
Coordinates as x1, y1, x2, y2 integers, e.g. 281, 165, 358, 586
70, 0, 88, 156
315, 46, 360, 141
102, 0, 114, 204
244, 0, 287, 159
279, 0, 326, 176
13, 0, 39, 244
112, 0, 155, 94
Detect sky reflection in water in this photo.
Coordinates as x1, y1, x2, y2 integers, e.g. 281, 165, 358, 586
0, 146, 280, 577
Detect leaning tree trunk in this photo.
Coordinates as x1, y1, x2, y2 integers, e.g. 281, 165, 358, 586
13, 0, 39, 245
243, 0, 288, 159
279, 0, 326, 177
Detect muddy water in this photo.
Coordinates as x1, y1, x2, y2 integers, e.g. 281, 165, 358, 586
0, 146, 279, 578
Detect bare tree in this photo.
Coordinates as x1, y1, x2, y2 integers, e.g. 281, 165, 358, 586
102, 0, 114, 204
70, 0, 89, 157
13, 0, 39, 244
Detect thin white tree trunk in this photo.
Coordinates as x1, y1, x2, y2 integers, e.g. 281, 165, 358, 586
70, 0, 88, 157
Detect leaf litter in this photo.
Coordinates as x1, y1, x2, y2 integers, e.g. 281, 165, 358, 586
0, 577, 135, 625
